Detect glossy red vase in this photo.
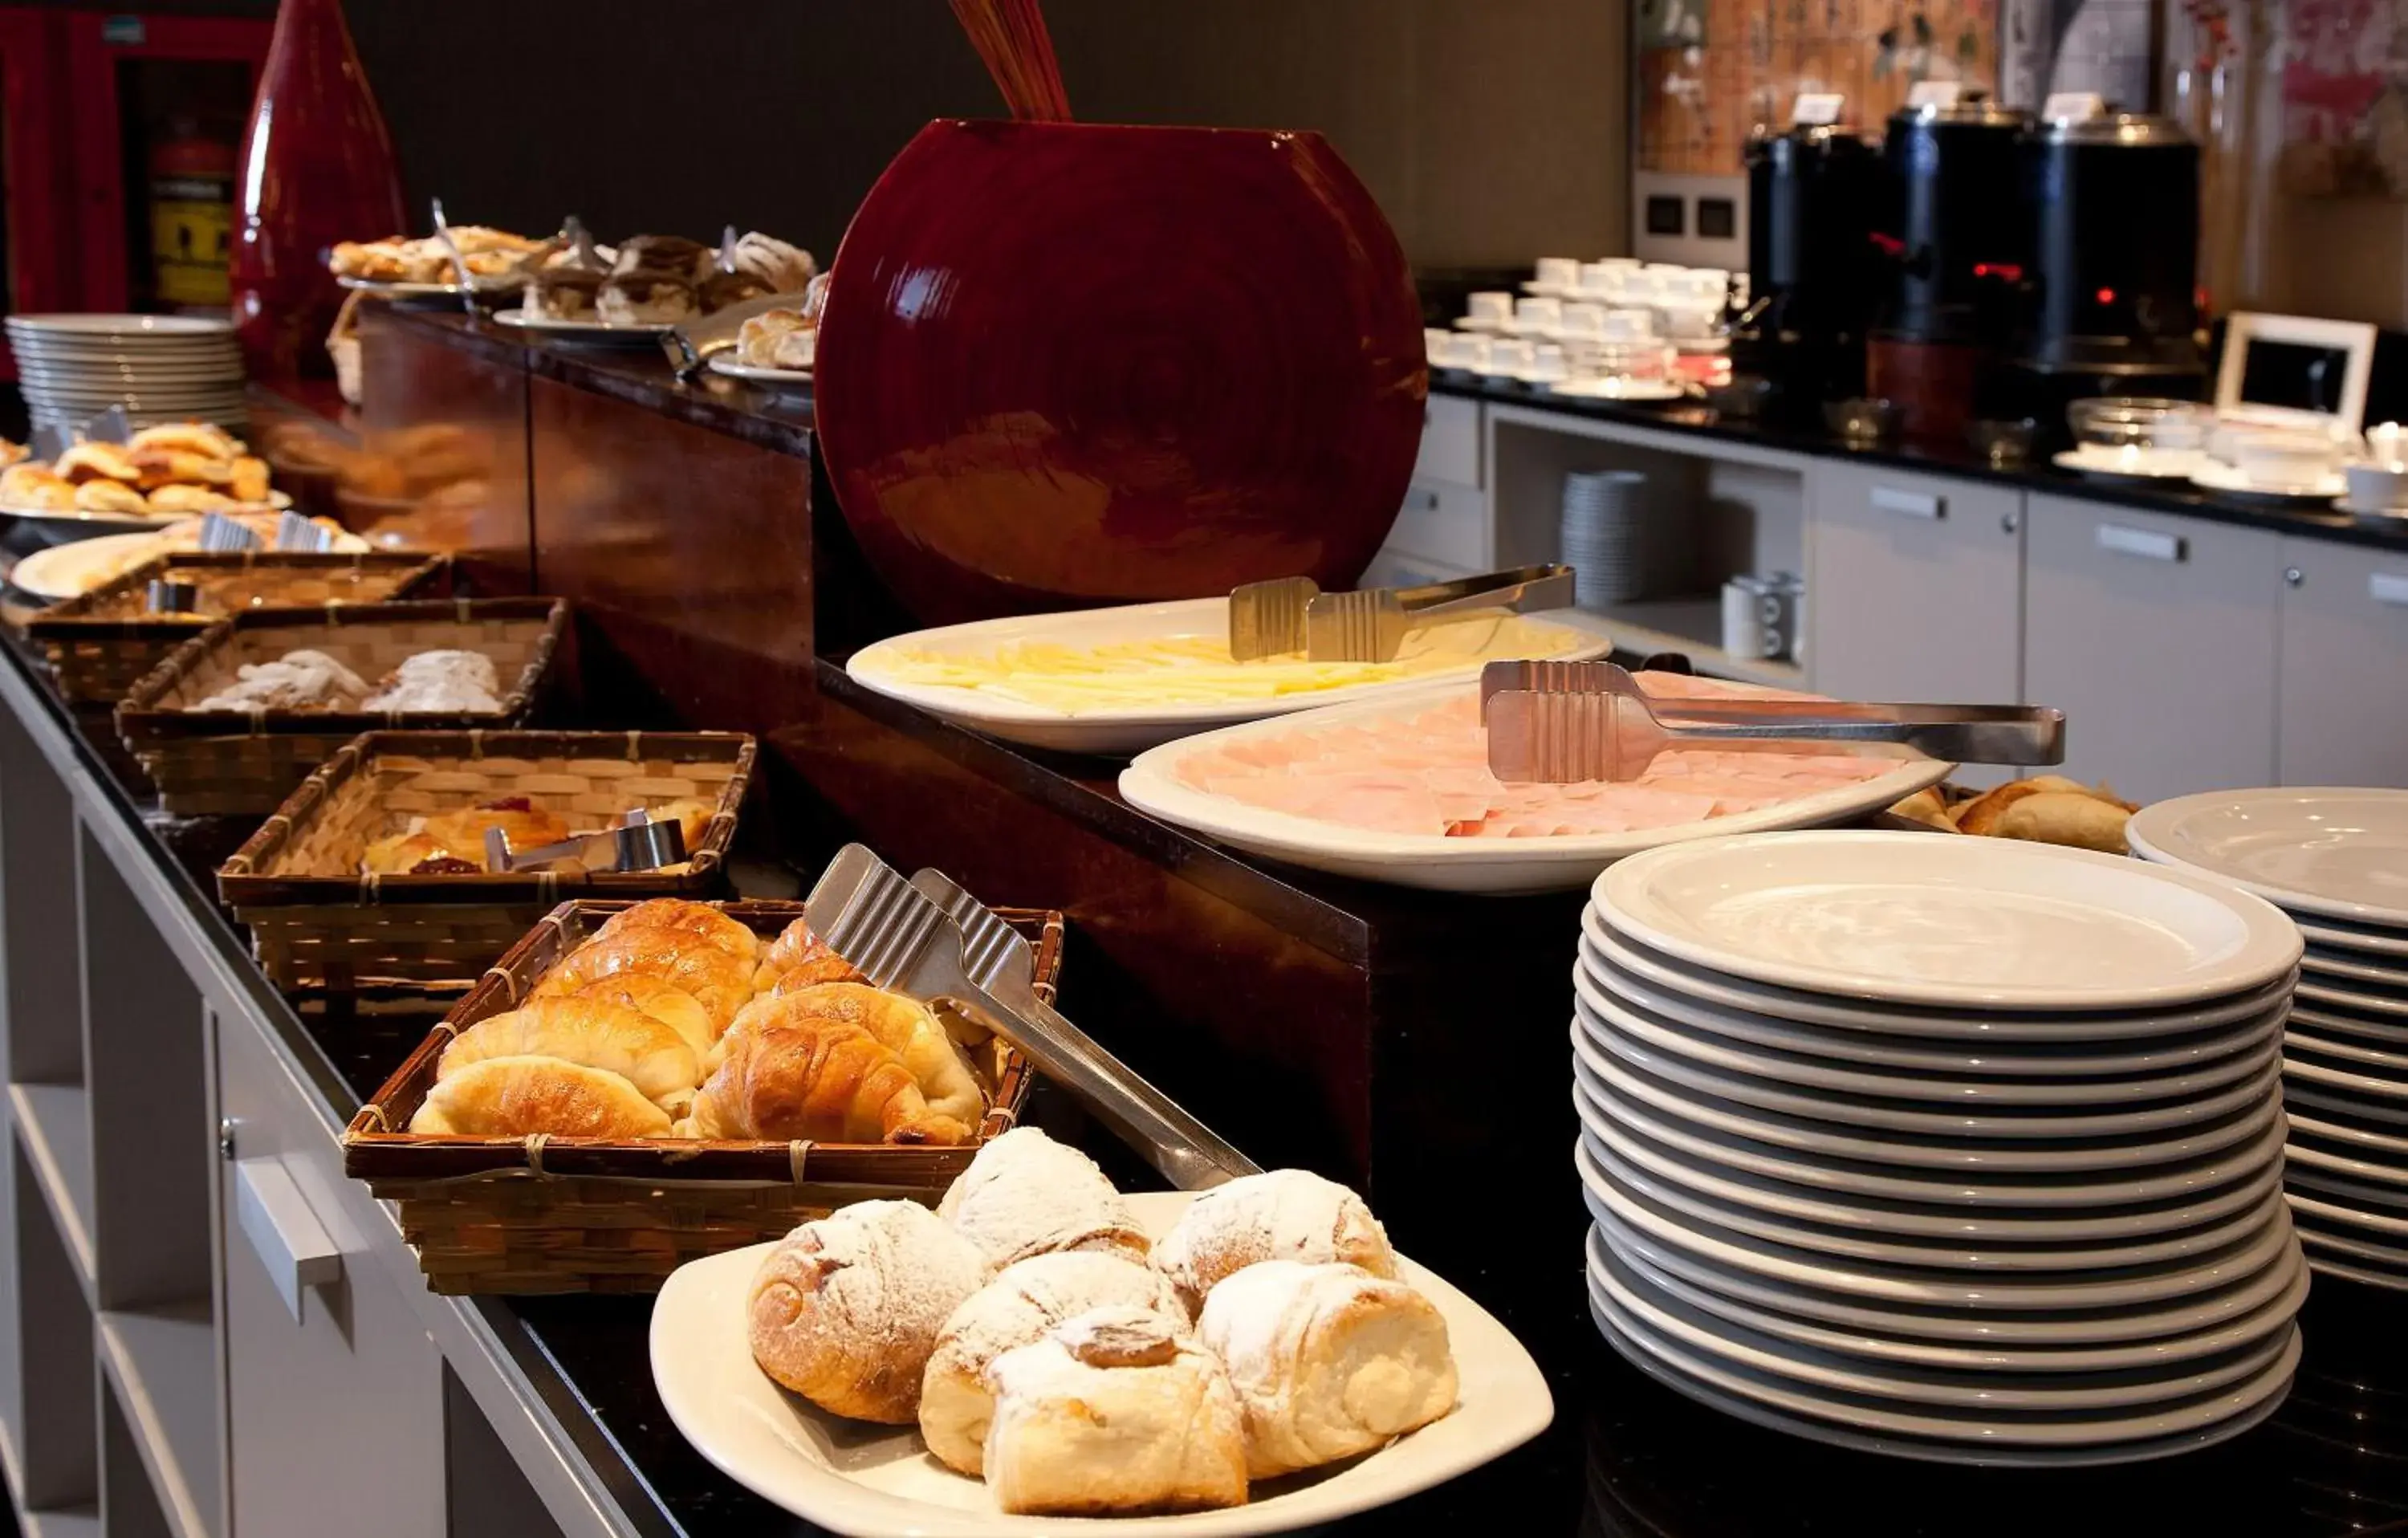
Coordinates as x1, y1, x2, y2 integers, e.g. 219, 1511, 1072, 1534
816, 120, 1426, 625
229, 0, 406, 380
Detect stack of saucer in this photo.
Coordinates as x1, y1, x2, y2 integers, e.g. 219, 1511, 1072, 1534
6, 314, 245, 435
1577, 830, 2308, 1465
2130, 788, 2408, 1290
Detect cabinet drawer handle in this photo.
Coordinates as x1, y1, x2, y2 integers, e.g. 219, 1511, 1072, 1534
2097, 523, 2186, 562
235, 1156, 343, 1324
2374, 572, 2408, 607
1405, 488, 1442, 513
1871, 487, 1944, 519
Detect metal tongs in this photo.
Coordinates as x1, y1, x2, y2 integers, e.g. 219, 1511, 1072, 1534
429, 197, 478, 317
806, 844, 1259, 1191
1479, 660, 2065, 783
1230, 562, 1576, 662
481, 809, 687, 873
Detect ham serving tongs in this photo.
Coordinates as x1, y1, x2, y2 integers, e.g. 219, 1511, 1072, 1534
1479, 660, 2064, 783
1229, 562, 1576, 662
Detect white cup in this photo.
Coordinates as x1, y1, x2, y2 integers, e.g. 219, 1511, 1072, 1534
1423, 328, 1452, 360
1579, 261, 1633, 299
1533, 257, 1581, 291
1526, 344, 1568, 383
1458, 335, 1495, 370
1601, 308, 1657, 342
1514, 296, 1564, 334
1722, 577, 1775, 659
1466, 291, 1514, 325
2366, 421, 2406, 468
1560, 303, 1607, 339
1486, 337, 1536, 374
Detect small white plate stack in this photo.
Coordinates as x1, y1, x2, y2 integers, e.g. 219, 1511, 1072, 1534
5, 314, 245, 435
2130, 787, 2408, 1291
1576, 830, 2309, 1466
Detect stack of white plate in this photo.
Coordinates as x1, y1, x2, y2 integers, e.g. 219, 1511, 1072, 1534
2129, 788, 2408, 1291
6, 314, 245, 434
1576, 830, 2309, 1466
1559, 470, 1653, 607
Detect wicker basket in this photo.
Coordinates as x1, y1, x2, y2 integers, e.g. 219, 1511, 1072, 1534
26, 551, 449, 706
115, 597, 567, 816
218, 730, 758, 992
343, 898, 1057, 1295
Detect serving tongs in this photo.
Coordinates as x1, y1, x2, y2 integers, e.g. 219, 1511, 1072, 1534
429, 198, 479, 318
480, 809, 687, 874
805, 843, 1259, 1191
1229, 562, 1576, 662
1479, 660, 2064, 783
663, 291, 813, 384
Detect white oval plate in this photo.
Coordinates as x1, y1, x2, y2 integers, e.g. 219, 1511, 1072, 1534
490, 307, 674, 340
1597, 832, 2301, 1011
1119, 687, 1948, 893
2129, 787, 2408, 928
8, 520, 364, 600
1580, 916, 2296, 1044
0, 488, 291, 531
854, 604, 1609, 757
708, 355, 812, 385
1587, 1221, 2308, 1377
649, 1190, 1552, 1538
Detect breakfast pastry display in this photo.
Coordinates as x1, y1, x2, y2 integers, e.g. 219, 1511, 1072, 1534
1889, 775, 2139, 853
0, 422, 273, 515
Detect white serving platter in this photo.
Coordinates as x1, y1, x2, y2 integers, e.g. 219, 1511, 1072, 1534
650, 1190, 1551, 1538
491, 307, 674, 341
707, 355, 812, 387
849, 598, 1609, 756
1117, 684, 1949, 894
2129, 787, 2408, 930
1597, 832, 2303, 1011
7, 522, 368, 600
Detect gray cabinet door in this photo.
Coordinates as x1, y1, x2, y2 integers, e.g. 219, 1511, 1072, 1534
218, 1007, 441, 1538
1805, 462, 2024, 705
2024, 495, 2281, 800
2278, 537, 2408, 787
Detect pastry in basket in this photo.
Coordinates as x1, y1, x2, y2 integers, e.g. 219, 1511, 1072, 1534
360, 649, 505, 714
128, 422, 243, 461
436, 996, 702, 1117
191, 649, 371, 712
360, 832, 463, 876
687, 991, 974, 1145
938, 1126, 1149, 1267
983, 1304, 1248, 1516
1153, 1168, 1396, 1312
407, 1056, 673, 1137
329, 239, 412, 281
73, 479, 149, 515
592, 898, 759, 968
535, 926, 755, 1033
0, 464, 74, 509
755, 916, 864, 991
143, 484, 239, 515
1949, 775, 2138, 854
748, 1198, 990, 1423
569, 975, 714, 1057
920, 1251, 1189, 1476
421, 797, 573, 859
131, 449, 232, 490
55, 442, 141, 484
778, 983, 983, 1126
1197, 1259, 1457, 1477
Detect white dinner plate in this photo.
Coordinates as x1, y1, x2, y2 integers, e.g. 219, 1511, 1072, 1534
1588, 1232, 2296, 1413
2301, 945, 2408, 990
0, 488, 290, 531
854, 603, 1609, 757
2129, 788, 2408, 928
2281, 1044, 2408, 1105
2051, 448, 2203, 482
2281, 1161, 2408, 1214
706, 355, 813, 387
2289, 1212, 2408, 1271
649, 1190, 1552, 1537
1597, 832, 2302, 1011
1586, 1198, 2308, 1349
1120, 690, 1950, 893
1580, 915, 2296, 1044
2186, 459, 2346, 503
1572, 967, 2281, 1109
491, 307, 674, 341
2282, 1022, 2408, 1075
7, 313, 232, 339
1569, 1019, 2288, 1177
2285, 1108, 2408, 1159
2297, 914, 2408, 960
2296, 976, 2408, 1019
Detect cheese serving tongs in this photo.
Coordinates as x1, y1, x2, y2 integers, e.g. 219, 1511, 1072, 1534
807, 844, 1259, 1190
1230, 563, 1576, 662
481, 809, 687, 873
1479, 660, 2064, 783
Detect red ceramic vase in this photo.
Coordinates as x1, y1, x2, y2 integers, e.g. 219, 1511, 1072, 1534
229, 0, 407, 380
816, 120, 1426, 625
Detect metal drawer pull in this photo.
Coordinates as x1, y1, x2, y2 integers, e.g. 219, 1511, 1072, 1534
1405, 488, 1442, 513
1872, 487, 1944, 519
2374, 572, 2408, 608
2097, 523, 2186, 562
235, 1157, 343, 1324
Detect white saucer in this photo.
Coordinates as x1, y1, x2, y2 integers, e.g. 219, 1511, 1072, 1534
2188, 458, 2345, 503
2052, 448, 2202, 482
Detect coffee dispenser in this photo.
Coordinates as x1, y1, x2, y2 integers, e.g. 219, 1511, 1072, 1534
1728, 124, 1886, 421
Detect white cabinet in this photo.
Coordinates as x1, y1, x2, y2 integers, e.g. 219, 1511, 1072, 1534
2024, 494, 2282, 800
217, 1007, 441, 1538
1380, 395, 1491, 575
1804, 462, 2024, 705
1412, 393, 1482, 489
2277, 537, 2408, 787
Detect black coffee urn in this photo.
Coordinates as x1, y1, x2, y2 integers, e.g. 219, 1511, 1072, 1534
1729, 124, 1886, 423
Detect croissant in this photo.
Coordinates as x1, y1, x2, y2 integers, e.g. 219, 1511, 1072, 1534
690, 994, 970, 1145
568, 975, 714, 1056
592, 897, 759, 966
420, 800, 571, 859
773, 982, 984, 1126
437, 996, 699, 1114
755, 916, 862, 991
534, 930, 752, 1033
407, 1056, 671, 1138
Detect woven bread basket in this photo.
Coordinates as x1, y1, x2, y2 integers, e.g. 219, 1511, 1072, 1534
219, 730, 756, 992
116, 596, 566, 816
27, 551, 449, 706
343, 898, 1055, 1295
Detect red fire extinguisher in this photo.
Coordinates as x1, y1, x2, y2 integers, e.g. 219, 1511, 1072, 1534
150, 115, 238, 311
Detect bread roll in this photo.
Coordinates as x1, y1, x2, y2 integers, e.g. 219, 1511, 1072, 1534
420, 800, 571, 860
1993, 791, 2133, 854
0, 465, 73, 509
570, 975, 713, 1057
755, 916, 863, 991
55, 442, 139, 483
690, 995, 970, 1145
774, 983, 983, 1127
534, 930, 752, 1033
407, 1056, 671, 1137
1198, 1259, 1457, 1476
938, 1127, 1149, 1268
75, 478, 149, 515
984, 1305, 1247, 1515
748, 1200, 988, 1422
920, 1251, 1186, 1475
592, 898, 759, 966
437, 997, 699, 1114
1153, 1169, 1394, 1311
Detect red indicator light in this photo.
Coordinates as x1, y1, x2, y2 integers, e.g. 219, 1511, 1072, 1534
2095, 286, 2117, 305
1972, 262, 2025, 282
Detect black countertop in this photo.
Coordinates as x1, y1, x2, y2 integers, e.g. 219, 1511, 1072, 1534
1434, 374, 2408, 554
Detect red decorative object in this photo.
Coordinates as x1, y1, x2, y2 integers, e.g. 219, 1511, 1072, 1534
816, 120, 1426, 625
228, 0, 405, 380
